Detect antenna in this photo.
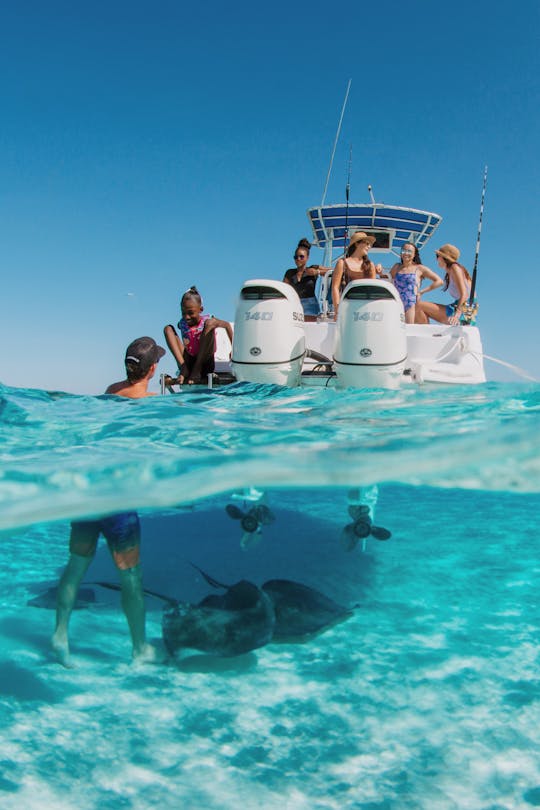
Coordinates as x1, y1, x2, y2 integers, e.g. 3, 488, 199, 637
368, 185, 376, 205
343, 145, 352, 250
321, 79, 351, 206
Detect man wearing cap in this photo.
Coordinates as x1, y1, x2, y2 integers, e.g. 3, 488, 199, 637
51, 337, 165, 668
105, 336, 166, 397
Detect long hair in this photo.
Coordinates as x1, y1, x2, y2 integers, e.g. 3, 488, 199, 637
440, 259, 472, 291
346, 241, 372, 276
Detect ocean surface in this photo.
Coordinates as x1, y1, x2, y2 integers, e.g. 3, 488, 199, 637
1, 380, 540, 809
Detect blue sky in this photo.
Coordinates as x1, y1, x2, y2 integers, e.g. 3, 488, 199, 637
1, 0, 539, 392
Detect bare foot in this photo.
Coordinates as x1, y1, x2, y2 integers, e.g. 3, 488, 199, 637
132, 643, 163, 666
51, 632, 75, 669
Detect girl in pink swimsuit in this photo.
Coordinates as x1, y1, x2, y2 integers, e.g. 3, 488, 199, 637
164, 287, 233, 384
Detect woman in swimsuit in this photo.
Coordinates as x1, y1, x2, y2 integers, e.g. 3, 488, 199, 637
416, 244, 473, 326
390, 242, 443, 324
283, 238, 330, 322
331, 231, 382, 321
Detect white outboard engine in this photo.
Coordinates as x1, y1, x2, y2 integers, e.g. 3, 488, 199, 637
231, 279, 306, 386
334, 279, 407, 389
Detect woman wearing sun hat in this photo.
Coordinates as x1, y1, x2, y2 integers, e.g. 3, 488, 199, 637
331, 231, 381, 321
416, 243, 473, 326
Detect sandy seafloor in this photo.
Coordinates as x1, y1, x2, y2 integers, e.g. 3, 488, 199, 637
1, 380, 540, 808
1, 486, 540, 810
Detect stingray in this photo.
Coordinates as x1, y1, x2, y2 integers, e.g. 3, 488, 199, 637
261, 579, 355, 641
97, 570, 276, 658
196, 568, 355, 643
162, 575, 276, 658
27, 585, 97, 610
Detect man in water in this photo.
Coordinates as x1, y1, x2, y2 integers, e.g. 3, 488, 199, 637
51, 336, 165, 668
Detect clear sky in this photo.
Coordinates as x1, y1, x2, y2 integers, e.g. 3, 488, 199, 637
1, 0, 539, 393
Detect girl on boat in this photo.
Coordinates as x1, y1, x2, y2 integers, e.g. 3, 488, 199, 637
416, 244, 474, 326
164, 286, 233, 385
331, 231, 383, 320
390, 242, 443, 324
283, 238, 331, 321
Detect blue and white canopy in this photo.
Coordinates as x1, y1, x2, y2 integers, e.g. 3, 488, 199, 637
307, 203, 442, 256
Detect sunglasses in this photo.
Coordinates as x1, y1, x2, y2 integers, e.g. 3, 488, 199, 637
294, 254, 307, 260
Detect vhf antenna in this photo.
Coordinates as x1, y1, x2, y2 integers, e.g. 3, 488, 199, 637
321, 79, 351, 206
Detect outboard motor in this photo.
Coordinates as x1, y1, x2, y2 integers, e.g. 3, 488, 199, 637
333, 279, 407, 389
232, 279, 306, 386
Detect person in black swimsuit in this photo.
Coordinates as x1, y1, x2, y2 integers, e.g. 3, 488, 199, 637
283, 238, 330, 322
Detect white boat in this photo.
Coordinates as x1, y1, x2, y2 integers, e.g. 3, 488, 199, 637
227, 200, 485, 389
162, 198, 486, 393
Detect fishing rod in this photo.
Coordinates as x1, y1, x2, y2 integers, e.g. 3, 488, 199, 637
469, 165, 488, 305
343, 144, 352, 252
321, 79, 351, 207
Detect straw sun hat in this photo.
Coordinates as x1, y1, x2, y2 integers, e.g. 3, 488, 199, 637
349, 231, 376, 247
435, 244, 460, 263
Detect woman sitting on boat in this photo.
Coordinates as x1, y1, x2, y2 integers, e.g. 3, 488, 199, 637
331, 231, 381, 321
283, 238, 330, 322
390, 242, 443, 324
416, 244, 474, 326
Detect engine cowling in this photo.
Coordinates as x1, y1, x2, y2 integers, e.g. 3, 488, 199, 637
231, 279, 306, 386
333, 279, 407, 389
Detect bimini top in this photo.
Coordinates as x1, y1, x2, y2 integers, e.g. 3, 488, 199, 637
307, 203, 442, 255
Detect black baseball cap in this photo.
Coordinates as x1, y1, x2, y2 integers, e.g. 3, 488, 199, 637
124, 336, 166, 370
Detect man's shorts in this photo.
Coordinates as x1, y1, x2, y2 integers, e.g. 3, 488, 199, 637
69, 512, 141, 570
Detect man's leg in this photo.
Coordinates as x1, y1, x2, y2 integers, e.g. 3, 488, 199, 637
52, 521, 98, 667
106, 513, 155, 662
117, 564, 154, 662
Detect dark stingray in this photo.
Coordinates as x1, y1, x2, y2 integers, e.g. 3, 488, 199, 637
261, 579, 355, 641
162, 577, 275, 657
27, 585, 97, 610
94, 574, 276, 658
98, 565, 274, 658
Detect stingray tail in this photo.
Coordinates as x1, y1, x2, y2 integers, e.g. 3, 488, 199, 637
189, 563, 229, 590
90, 581, 178, 606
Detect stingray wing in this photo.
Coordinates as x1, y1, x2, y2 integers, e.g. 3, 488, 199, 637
262, 579, 354, 641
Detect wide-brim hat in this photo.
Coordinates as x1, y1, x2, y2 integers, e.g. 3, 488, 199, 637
349, 231, 376, 247
435, 244, 460, 263
125, 336, 166, 369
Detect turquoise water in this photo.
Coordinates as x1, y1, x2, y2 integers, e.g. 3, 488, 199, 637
1, 381, 540, 808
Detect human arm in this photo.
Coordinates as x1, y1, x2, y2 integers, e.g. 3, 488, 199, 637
331, 259, 345, 320
209, 317, 234, 345
417, 266, 444, 297
307, 264, 332, 277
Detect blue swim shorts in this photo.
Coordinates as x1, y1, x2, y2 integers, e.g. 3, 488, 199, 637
445, 300, 477, 325
69, 512, 141, 569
